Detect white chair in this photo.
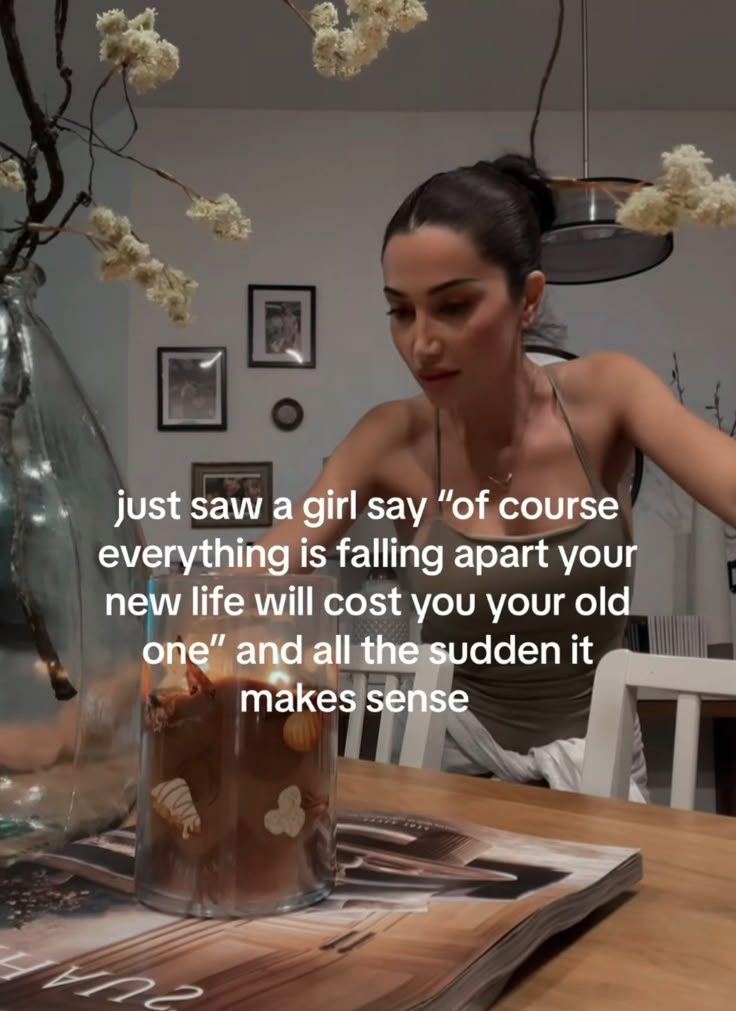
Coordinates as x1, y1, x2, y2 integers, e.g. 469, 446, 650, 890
582, 647, 736, 809
339, 643, 454, 769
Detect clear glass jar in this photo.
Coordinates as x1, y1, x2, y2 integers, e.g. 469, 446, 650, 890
134, 571, 339, 918
0, 265, 146, 863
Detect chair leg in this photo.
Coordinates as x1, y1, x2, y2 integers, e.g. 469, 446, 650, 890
670, 694, 700, 810
713, 716, 736, 816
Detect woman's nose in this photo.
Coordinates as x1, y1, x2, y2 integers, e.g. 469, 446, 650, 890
413, 312, 442, 357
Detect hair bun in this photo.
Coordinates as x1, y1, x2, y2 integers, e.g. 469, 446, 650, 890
481, 153, 557, 233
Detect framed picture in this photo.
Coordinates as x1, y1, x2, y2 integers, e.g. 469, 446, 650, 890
190, 461, 273, 528
247, 285, 316, 368
158, 347, 227, 431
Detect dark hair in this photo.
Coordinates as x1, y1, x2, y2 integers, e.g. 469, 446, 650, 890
381, 153, 556, 299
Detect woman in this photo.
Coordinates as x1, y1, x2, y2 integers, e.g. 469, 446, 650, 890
255, 153, 736, 788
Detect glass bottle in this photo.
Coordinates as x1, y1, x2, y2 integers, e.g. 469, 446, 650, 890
0, 264, 147, 863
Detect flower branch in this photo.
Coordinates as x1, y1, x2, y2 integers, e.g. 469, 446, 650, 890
48, 0, 72, 129
616, 146, 736, 234
0, 0, 66, 274
668, 352, 736, 540
280, 1, 428, 79
86, 67, 118, 198
58, 115, 251, 243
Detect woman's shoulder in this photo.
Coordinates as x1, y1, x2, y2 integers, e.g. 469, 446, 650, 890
543, 350, 646, 405
350, 395, 434, 445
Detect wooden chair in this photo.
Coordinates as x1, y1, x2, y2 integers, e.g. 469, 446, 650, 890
581, 648, 736, 809
338, 643, 454, 770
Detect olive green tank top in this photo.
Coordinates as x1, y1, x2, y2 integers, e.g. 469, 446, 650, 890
409, 371, 635, 753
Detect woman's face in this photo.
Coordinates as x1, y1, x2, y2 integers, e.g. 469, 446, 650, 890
382, 225, 544, 402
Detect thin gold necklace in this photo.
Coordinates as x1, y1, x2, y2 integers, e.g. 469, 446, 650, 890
485, 363, 538, 490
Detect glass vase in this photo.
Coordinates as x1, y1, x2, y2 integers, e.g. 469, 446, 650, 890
0, 264, 147, 863
134, 571, 339, 918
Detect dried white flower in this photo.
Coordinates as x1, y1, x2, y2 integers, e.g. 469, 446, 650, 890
90, 205, 131, 242
95, 9, 127, 36
132, 258, 164, 287
345, 0, 377, 15
144, 265, 198, 327
660, 145, 713, 197
89, 206, 197, 325
127, 39, 179, 93
0, 157, 25, 192
313, 28, 342, 77
127, 7, 157, 32
616, 145, 736, 236
186, 194, 252, 241
97, 7, 179, 94
354, 15, 390, 58
391, 0, 428, 32
687, 175, 736, 226
310, 2, 339, 30
310, 0, 427, 77
616, 187, 678, 235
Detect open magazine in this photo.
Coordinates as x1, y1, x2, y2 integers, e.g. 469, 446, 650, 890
0, 810, 642, 1010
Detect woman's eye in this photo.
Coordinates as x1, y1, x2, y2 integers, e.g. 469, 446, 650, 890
441, 302, 471, 316
387, 306, 413, 320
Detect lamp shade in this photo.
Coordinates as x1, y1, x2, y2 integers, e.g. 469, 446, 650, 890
540, 177, 674, 284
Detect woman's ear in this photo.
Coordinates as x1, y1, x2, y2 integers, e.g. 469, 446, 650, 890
521, 270, 546, 328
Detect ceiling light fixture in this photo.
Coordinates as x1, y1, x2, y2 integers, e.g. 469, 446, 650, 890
534, 0, 674, 284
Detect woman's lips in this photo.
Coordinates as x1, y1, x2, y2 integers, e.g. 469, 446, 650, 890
418, 370, 460, 385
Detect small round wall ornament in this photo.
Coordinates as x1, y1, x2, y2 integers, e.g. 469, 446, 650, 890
271, 397, 304, 431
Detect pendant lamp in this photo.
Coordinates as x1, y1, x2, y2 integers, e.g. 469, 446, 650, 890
540, 0, 674, 284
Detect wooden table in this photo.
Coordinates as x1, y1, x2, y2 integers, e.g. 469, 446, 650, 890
338, 758, 736, 1010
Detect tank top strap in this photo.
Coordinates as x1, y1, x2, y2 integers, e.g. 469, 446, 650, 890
434, 408, 443, 507
545, 368, 606, 498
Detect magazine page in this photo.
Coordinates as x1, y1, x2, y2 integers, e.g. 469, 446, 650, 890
0, 811, 641, 1011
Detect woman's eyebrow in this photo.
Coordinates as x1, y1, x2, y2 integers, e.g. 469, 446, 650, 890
383, 277, 478, 297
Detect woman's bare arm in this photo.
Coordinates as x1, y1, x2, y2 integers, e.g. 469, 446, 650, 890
594, 351, 736, 526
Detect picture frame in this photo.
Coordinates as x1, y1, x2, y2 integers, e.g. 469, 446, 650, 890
190, 461, 273, 529
247, 284, 316, 368
157, 346, 227, 431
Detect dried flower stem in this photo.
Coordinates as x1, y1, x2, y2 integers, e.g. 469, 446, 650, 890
279, 0, 316, 35
48, 0, 72, 129
671, 351, 685, 403
87, 66, 117, 197
705, 381, 725, 431
60, 116, 207, 202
